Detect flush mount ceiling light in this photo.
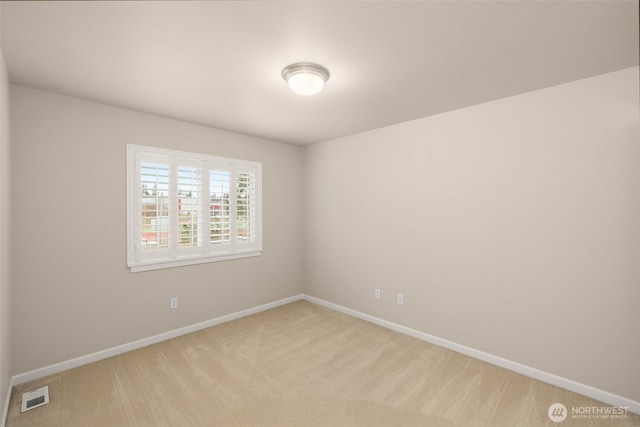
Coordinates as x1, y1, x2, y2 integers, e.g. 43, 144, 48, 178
282, 62, 330, 96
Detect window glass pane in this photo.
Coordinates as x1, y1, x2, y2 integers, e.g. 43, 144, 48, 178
177, 166, 203, 248
140, 163, 170, 251
210, 170, 231, 244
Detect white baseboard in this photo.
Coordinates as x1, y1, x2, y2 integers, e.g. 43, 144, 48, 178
11, 294, 304, 386
1, 377, 13, 427
8, 293, 639, 417
302, 295, 640, 415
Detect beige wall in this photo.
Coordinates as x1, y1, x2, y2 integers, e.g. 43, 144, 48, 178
303, 67, 640, 402
0, 46, 12, 410
10, 85, 304, 374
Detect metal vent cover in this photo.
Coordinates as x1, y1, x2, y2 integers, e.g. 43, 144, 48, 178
20, 385, 49, 413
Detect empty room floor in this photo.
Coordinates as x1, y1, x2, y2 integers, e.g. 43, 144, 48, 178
6, 301, 639, 426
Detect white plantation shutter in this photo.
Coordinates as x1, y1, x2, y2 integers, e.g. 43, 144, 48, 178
139, 162, 170, 250
127, 145, 262, 272
235, 171, 257, 246
209, 169, 231, 248
176, 162, 203, 252
136, 154, 171, 261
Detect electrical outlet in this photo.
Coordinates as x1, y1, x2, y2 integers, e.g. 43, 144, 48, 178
375, 288, 381, 299
397, 293, 404, 305
170, 297, 178, 309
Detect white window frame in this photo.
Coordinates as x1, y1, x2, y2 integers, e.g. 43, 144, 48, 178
127, 144, 262, 272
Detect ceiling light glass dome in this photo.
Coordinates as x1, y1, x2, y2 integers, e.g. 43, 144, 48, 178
282, 62, 330, 96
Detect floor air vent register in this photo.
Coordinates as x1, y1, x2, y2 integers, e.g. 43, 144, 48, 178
20, 385, 49, 413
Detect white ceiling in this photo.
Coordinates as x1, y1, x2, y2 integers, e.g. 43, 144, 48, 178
1, 1, 638, 145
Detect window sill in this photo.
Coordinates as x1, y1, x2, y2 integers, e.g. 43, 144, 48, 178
129, 251, 262, 273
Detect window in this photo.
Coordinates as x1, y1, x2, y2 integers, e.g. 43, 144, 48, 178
127, 144, 262, 272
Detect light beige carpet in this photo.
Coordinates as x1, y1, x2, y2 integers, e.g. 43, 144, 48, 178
6, 300, 640, 426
